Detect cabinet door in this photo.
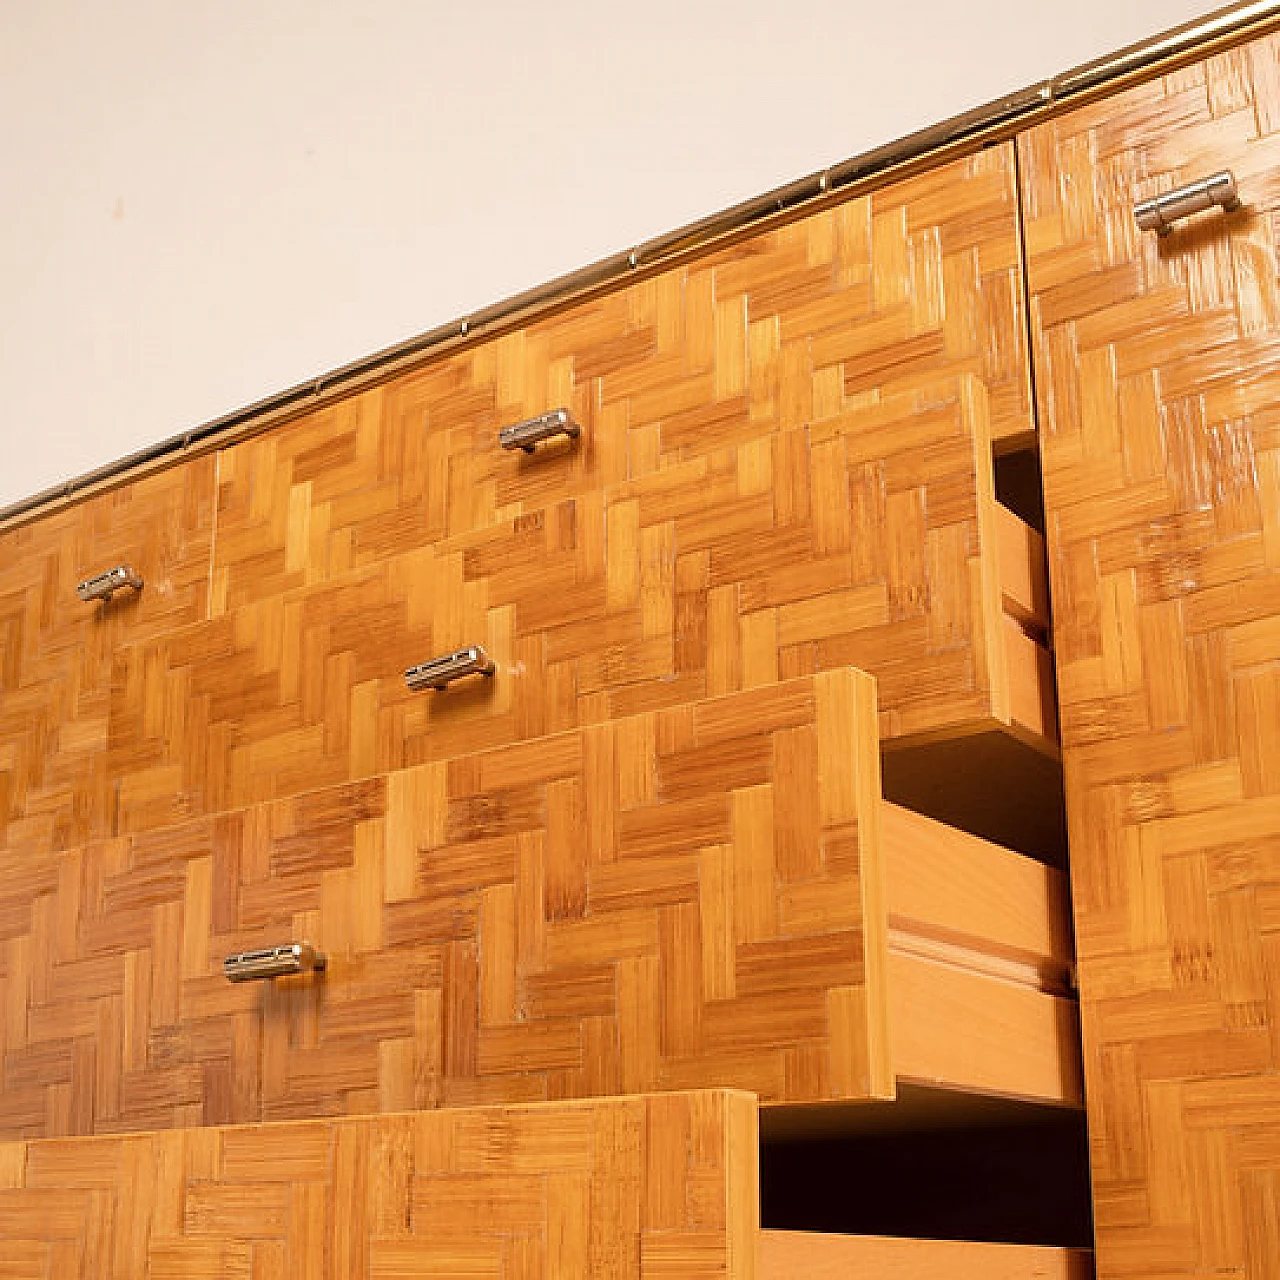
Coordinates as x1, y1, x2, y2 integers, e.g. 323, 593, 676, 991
210, 145, 1033, 616
0, 460, 215, 855
1021, 31, 1280, 1277
110, 376, 1052, 835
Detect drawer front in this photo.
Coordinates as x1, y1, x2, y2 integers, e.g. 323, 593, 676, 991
2, 671, 885, 1137
210, 144, 1033, 617
0, 1090, 757, 1277
110, 377, 1047, 833
1021, 30, 1280, 1280
0, 459, 216, 855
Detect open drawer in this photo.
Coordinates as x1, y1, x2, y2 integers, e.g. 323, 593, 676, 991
108, 376, 1058, 844
0, 665, 1078, 1141
0, 1092, 1092, 1277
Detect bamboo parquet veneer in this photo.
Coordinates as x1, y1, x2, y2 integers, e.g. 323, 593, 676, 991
0, 461, 215, 857
0, 1089, 758, 1278
1021, 30, 1280, 1280
210, 146, 1032, 619
0, 669, 1078, 1140
102, 376, 1053, 843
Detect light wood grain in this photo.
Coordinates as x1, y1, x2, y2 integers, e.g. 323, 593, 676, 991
102, 375, 1053, 843
0, 149, 1049, 868
0, 672, 884, 1136
0, 1090, 758, 1278
210, 147, 1033, 617
759, 1230, 1092, 1279
888, 951, 1083, 1105
882, 800, 1073, 979
1004, 620, 1060, 747
0, 663, 1083, 1137
0, 458, 215, 855
1022, 28, 1280, 1280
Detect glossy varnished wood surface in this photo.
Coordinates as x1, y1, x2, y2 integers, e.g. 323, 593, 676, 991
210, 146, 1032, 616
882, 802, 1083, 1103
104, 375, 1052, 842
0, 146, 1049, 862
0, 110, 1077, 1262
0, 460, 215, 855
0, 1089, 758, 1277
1022, 30, 1280, 1279
0, 663, 1083, 1140
0, 671, 892, 1137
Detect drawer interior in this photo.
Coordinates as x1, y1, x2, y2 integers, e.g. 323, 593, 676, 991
760, 1086, 1092, 1249
880, 800, 1081, 1105
880, 727, 1067, 865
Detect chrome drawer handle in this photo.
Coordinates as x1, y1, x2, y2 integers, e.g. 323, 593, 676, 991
77, 565, 144, 603
499, 408, 581, 453
224, 942, 326, 983
1135, 170, 1240, 235
405, 644, 496, 692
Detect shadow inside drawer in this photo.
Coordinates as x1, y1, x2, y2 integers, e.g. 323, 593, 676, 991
760, 1087, 1092, 1248
995, 447, 1046, 534
881, 731, 1069, 867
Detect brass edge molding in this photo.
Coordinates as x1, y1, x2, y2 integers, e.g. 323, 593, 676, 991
4, 0, 1279, 532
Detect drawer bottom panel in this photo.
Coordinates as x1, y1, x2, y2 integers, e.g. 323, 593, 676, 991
760, 1230, 1093, 1278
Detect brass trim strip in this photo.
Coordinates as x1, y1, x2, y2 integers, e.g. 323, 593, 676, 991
4, 0, 1279, 531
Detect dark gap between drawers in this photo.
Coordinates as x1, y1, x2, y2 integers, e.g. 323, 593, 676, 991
759, 1086, 1093, 1248
880, 731, 1068, 867
994, 447, 1046, 534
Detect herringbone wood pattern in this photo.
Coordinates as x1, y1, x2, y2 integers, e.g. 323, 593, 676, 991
1022, 31, 1280, 1279
0, 661, 1079, 1141
0, 142, 1048, 861
0, 671, 891, 1139
0, 1089, 758, 1278
0, 461, 215, 857
211, 146, 1032, 618
105, 377, 1051, 842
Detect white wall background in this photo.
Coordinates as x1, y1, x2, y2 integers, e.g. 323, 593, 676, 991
0, 0, 1216, 508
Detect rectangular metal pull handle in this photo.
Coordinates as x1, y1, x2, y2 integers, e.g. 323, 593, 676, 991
224, 942, 327, 982
405, 644, 496, 692
499, 408, 581, 453
77, 565, 144, 603
1135, 171, 1240, 235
